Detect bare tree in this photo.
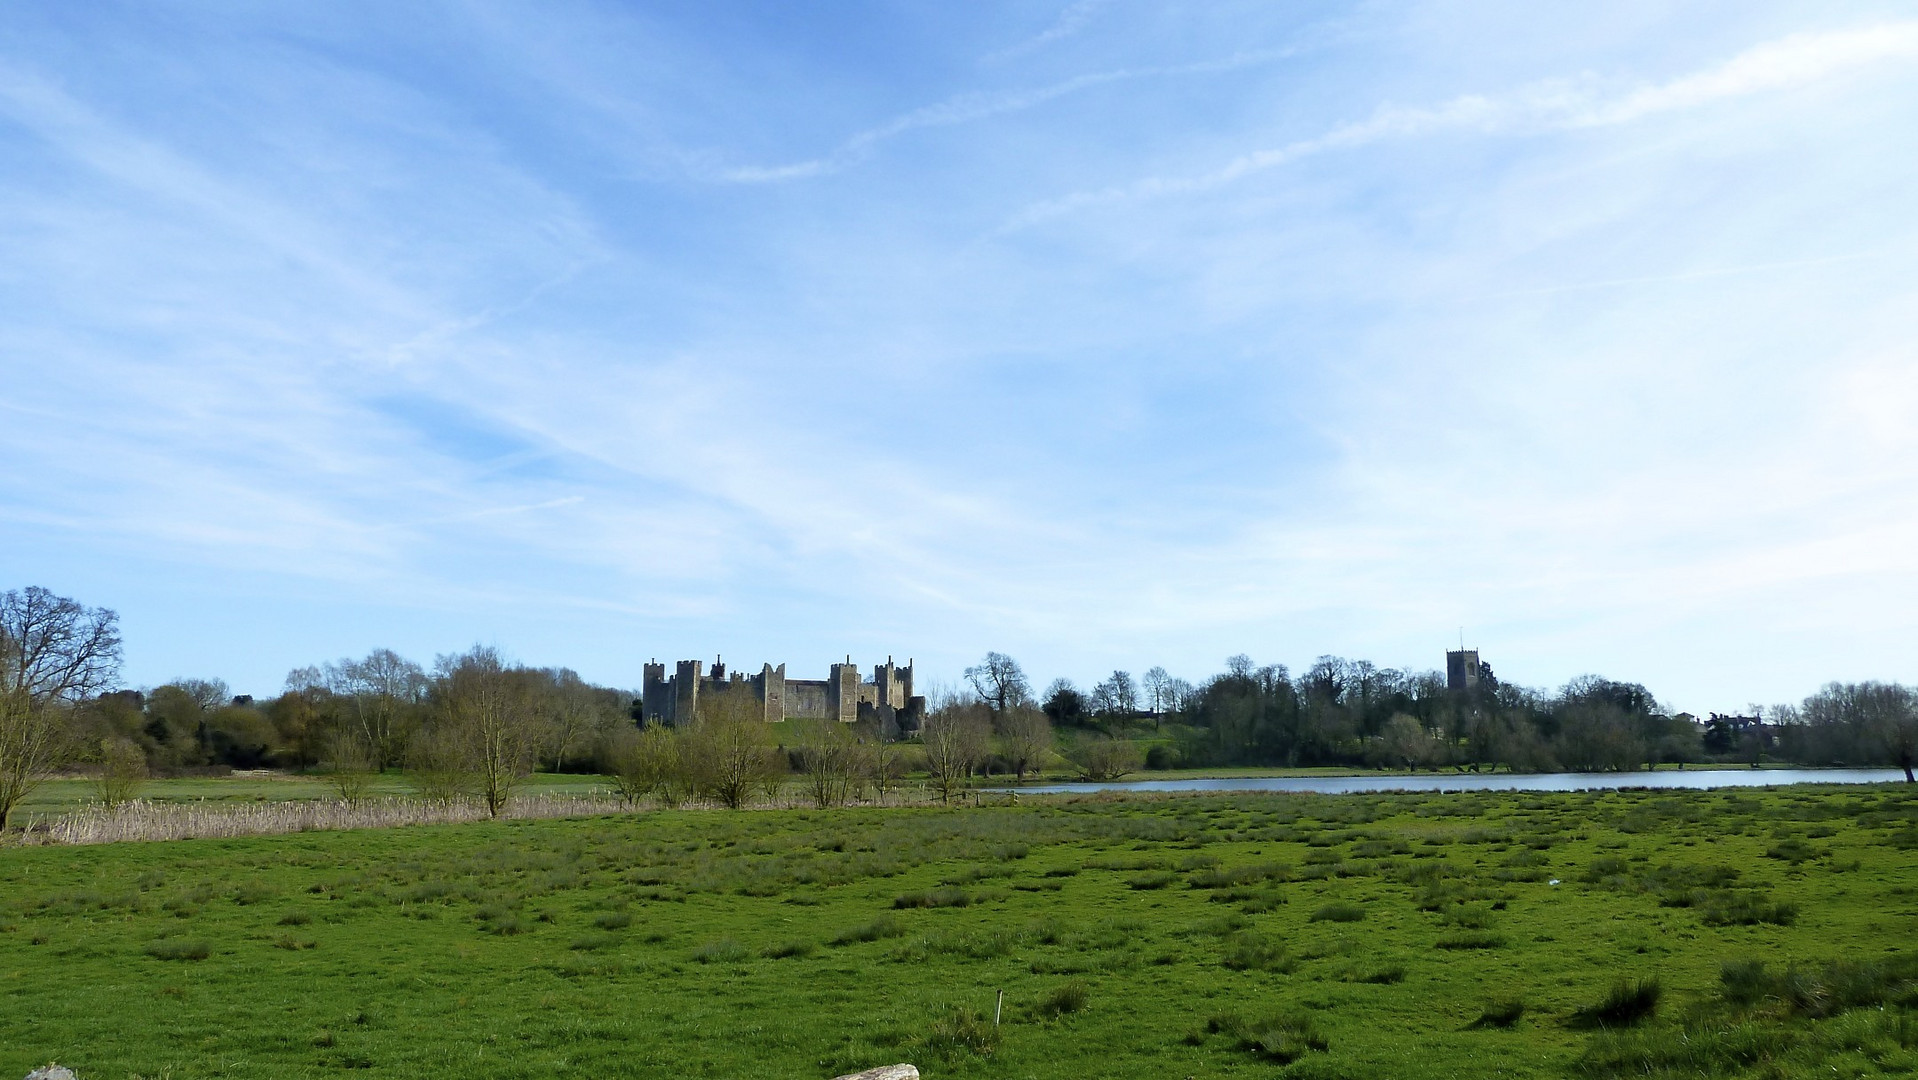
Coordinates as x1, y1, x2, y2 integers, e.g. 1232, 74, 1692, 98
999, 705, 1054, 781
433, 646, 537, 817
94, 736, 148, 808
1069, 735, 1142, 781
686, 690, 780, 809
866, 738, 913, 801
609, 723, 690, 807
964, 652, 1031, 715
793, 719, 863, 808
0, 587, 122, 829
531, 667, 606, 772
323, 728, 378, 806
1142, 667, 1171, 721
921, 703, 990, 801
1090, 670, 1139, 728
173, 677, 231, 712
322, 649, 426, 769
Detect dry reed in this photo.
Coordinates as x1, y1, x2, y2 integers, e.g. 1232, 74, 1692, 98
14, 782, 948, 846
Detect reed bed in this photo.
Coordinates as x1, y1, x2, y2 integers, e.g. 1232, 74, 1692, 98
22, 793, 632, 845
17, 784, 948, 845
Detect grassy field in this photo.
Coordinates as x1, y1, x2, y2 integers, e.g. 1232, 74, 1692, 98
3, 786, 1916, 1079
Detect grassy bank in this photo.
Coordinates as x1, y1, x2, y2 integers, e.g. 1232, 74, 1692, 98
2, 785, 1915, 1078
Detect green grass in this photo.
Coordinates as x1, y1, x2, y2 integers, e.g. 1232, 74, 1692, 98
2, 784, 1916, 1078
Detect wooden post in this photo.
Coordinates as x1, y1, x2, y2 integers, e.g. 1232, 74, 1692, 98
994, 989, 1004, 1027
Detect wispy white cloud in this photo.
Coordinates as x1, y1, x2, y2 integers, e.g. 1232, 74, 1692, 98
3, 4, 1915, 707
717, 47, 1296, 183
981, 0, 1110, 65
1006, 21, 1918, 227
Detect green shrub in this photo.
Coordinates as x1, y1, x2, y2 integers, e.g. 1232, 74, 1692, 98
569, 932, 618, 951
761, 938, 816, 959
1309, 901, 1365, 923
593, 911, 632, 930
277, 911, 312, 926
1126, 871, 1176, 890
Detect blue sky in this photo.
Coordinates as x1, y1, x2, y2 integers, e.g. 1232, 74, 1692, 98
3, 2, 1915, 712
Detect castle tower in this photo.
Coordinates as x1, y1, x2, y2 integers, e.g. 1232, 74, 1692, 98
641, 660, 672, 725
875, 657, 901, 710
828, 658, 860, 723
675, 659, 704, 722
758, 662, 786, 723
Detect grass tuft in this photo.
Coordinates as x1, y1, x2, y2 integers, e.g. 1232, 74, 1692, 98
1470, 998, 1525, 1028
923, 1006, 999, 1058
830, 915, 907, 946
1220, 932, 1295, 972
1572, 977, 1661, 1028
1036, 979, 1090, 1018
1203, 1011, 1329, 1064
893, 886, 970, 909
691, 937, 750, 964
1309, 901, 1366, 923
145, 939, 210, 961
1436, 930, 1506, 950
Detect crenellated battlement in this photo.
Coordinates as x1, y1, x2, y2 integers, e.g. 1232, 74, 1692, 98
639, 655, 924, 734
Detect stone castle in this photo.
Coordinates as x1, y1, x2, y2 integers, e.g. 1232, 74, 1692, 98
641, 655, 926, 732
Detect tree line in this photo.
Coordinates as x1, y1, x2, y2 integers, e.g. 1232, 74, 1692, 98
996, 652, 1917, 780
4, 585, 1915, 828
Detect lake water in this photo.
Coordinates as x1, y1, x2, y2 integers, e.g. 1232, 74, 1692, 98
994, 768, 1908, 796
